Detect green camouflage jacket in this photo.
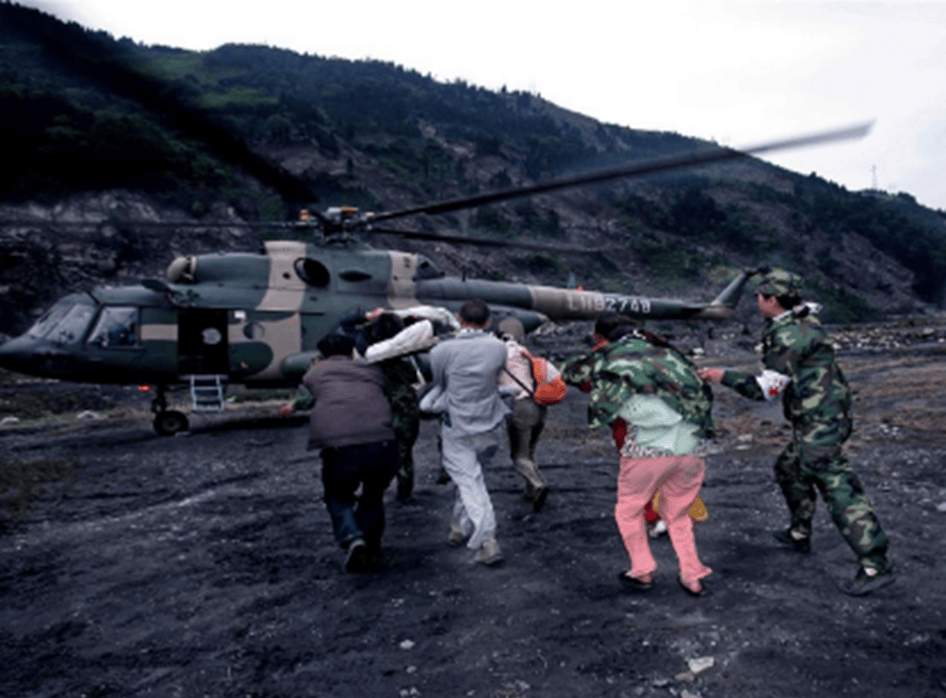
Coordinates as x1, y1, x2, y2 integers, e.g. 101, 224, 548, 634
561, 334, 715, 437
721, 308, 852, 427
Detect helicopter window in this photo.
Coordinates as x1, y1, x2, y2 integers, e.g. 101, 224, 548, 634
294, 258, 331, 287
339, 269, 373, 282
26, 303, 73, 339
47, 304, 96, 345
201, 327, 223, 345
415, 255, 444, 280
88, 306, 140, 349
243, 322, 265, 340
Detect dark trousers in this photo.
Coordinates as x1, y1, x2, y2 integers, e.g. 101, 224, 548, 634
320, 439, 399, 549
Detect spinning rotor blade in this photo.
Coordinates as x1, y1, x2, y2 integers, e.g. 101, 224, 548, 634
367, 123, 873, 224
367, 227, 606, 254
7, 5, 872, 244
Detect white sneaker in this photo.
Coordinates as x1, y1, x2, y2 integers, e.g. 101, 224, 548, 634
648, 520, 668, 538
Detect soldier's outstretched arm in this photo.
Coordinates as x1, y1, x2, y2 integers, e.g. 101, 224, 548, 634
699, 367, 789, 402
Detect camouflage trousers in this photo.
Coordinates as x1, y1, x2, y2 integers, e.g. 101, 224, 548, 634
392, 411, 420, 500
774, 423, 889, 571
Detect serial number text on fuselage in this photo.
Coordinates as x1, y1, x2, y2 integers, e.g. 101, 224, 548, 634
566, 293, 652, 315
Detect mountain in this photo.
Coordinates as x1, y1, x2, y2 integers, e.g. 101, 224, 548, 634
1, 1, 945, 338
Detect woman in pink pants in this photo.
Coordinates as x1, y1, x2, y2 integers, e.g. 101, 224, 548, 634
615, 452, 711, 595
561, 313, 715, 596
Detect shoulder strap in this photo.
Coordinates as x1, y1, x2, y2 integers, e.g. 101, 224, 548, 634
501, 364, 536, 399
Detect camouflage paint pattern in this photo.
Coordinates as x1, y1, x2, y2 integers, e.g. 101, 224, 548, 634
0, 241, 754, 394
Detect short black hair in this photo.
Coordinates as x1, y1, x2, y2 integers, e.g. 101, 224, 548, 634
367, 312, 405, 343
594, 311, 634, 340
459, 299, 490, 327
317, 333, 355, 357
762, 293, 802, 311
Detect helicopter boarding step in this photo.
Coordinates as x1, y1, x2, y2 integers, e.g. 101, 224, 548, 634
188, 375, 228, 412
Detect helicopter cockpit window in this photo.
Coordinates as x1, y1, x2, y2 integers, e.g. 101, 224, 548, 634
415, 255, 444, 280
294, 258, 331, 287
46, 304, 96, 345
26, 302, 73, 339
88, 306, 140, 349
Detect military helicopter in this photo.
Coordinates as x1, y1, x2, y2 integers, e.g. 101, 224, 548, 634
0, 6, 871, 434
0, 122, 869, 436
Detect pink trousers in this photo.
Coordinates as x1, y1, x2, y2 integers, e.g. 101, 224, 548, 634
615, 455, 712, 585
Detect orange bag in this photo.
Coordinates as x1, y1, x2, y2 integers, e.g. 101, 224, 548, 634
530, 356, 568, 406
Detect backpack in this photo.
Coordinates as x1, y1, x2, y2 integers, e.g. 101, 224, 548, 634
529, 355, 568, 406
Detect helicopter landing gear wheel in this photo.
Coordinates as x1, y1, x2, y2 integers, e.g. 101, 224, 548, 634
153, 410, 189, 437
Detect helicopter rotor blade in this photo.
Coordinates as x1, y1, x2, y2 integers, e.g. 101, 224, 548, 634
367, 226, 606, 254
7, 6, 872, 240
366, 122, 873, 224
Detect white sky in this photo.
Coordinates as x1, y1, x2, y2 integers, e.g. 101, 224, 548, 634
20, 0, 946, 211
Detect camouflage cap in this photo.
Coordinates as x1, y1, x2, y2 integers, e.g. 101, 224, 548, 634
757, 269, 803, 298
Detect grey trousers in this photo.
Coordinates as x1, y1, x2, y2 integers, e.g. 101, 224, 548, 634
507, 398, 548, 497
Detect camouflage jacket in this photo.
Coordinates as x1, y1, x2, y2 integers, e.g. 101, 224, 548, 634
561, 334, 715, 438
380, 357, 420, 423
721, 308, 852, 426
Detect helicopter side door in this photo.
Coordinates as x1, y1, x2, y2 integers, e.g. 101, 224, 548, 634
178, 309, 229, 376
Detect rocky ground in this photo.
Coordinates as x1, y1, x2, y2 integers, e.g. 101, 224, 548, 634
2, 327, 946, 698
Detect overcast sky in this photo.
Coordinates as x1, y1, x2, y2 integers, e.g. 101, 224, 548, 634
20, 0, 946, 211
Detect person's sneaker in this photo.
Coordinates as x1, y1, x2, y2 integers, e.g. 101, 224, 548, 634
344, 538, 371, 573
773, 528, 811, 553
838, 565, 896, 596
447, 524, 467, 547
474, 538, 504, 566
648, 520, 668, 538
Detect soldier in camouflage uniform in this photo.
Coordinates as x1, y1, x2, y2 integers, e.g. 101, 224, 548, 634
562, 315, 715, 595
379, 354, 421, 502
699, 269, 894, 596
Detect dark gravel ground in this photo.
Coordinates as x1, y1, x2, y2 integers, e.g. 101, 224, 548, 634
2, 339, 946, 698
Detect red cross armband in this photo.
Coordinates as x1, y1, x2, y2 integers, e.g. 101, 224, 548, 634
756, 369, 791, 400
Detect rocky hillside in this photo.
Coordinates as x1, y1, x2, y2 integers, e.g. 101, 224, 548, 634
1, 2, 945, 337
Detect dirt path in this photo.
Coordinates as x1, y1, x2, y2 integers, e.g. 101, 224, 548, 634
2, 346, 946, 698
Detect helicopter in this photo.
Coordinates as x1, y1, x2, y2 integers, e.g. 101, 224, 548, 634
0, 206, 759, 435
0, 5, 872, 434
0, 121, 867, 436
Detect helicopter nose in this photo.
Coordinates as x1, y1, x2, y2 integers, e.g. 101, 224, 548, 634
0, 335, 67, 377
0, 336, 32, 373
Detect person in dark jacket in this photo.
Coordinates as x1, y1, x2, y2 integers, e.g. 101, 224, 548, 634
337, 308, 421, 502
301, 333, 399, 573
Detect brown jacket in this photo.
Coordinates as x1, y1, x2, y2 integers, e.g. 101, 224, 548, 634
302, 356, 394, 449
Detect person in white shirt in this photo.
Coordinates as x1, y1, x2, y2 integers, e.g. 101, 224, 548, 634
497, 317, 552, 512
423, 300, 511, 566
